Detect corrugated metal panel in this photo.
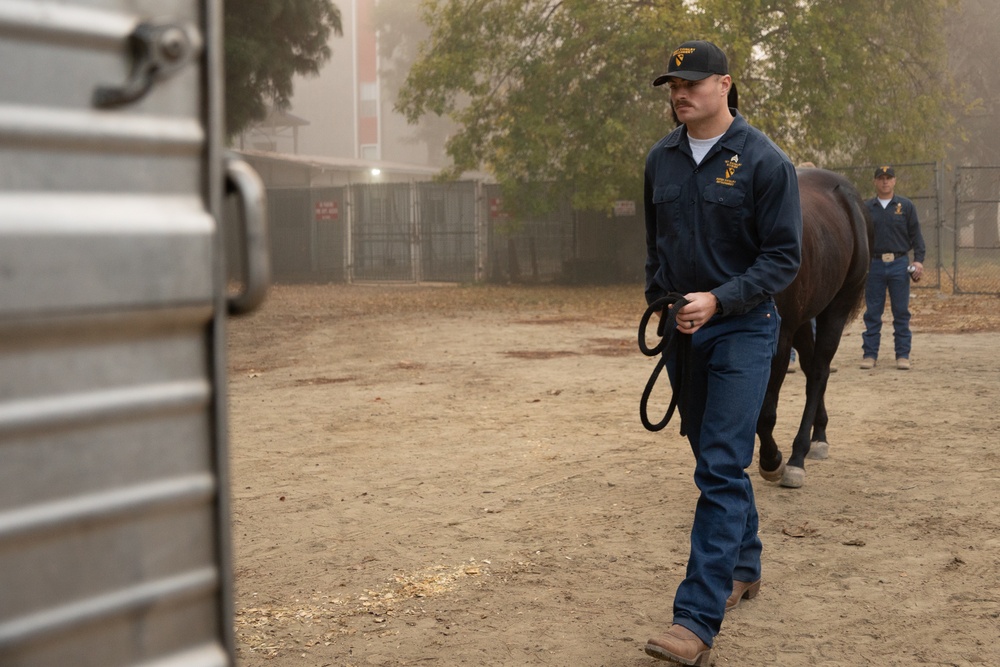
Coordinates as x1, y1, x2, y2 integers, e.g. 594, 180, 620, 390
0, 1, 233, 666
0, 195, 213, 314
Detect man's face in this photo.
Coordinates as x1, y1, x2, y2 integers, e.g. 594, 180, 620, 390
667, 74, 728, 125
875, 175, 895, 197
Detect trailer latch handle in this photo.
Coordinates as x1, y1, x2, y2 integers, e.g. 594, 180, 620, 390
94, 22, 198, 109
225, 157, 271, 315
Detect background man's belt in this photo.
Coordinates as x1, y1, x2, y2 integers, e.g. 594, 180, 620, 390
879, 252, 907, 261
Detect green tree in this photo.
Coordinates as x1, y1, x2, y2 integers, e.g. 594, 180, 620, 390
224, 0, 343, 139
396, 0, 961, 215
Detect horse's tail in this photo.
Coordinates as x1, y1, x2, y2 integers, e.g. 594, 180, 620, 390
832, 181, 873, 324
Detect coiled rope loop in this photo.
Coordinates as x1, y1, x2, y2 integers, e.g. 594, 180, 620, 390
638, 292, 693, 434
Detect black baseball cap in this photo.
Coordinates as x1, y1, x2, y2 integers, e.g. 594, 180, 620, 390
652, 40, 729, 87
874, 165, 895, 178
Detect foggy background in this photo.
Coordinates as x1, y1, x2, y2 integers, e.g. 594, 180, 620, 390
239, 0, 1000, 176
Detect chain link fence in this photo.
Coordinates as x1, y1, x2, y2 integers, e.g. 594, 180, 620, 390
951, 166, 1000, 294
832, 162, 1000, 295
482, 184, 574, 283
350, 182, 416, 282
250, 164, 1000, 294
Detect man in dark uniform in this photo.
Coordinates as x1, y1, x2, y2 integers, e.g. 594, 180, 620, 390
641, 40, 802, 665
860, 165, 926, 370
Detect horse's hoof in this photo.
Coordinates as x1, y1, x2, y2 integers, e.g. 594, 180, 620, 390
759, 460, 786, 483
806, 441, 829, 460
780, 466, 805, 488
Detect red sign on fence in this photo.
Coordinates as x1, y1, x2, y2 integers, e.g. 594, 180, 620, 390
489, 197, 509, 220
315, 200, 339, 221
613, 200, 636, 217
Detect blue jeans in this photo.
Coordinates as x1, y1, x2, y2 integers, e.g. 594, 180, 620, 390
862, 257, 912, 360
666, 300, 778, 645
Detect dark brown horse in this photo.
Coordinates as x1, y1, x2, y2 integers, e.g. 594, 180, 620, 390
756, 167, 873, 488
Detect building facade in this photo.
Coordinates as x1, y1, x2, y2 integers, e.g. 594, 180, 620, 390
239, 0, 452, 172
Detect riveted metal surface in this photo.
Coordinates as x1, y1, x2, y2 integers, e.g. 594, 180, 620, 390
0, 1, 234, 665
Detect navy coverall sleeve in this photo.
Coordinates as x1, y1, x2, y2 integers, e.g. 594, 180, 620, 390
908, 202, 926, 264
644, 157, 670, 306
711, 159, 802, 315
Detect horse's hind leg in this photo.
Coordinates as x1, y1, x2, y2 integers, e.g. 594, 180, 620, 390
806, 397, 830, 459
793, 323, 831, 460
781, 364, 832, 487
757, 389, 783, 481
757, 326, 797, 481
790, 309, 849, 474
775, 323, 820, 487
793, 320, 815, 375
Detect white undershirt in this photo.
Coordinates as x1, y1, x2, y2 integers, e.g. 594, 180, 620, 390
878, 197, 892, 208
688, 133, 724, 164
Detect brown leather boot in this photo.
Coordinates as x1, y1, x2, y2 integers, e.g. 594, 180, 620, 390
644, 624, 711, 665
726, 579, 761, 611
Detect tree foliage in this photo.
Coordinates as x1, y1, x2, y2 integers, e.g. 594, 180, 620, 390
224, 0, 343, 139
396, 0, 961, 214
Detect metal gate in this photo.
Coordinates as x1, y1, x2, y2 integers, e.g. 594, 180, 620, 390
267, 187, 345, 283
268, 189, 315, 282
312, 186, 347, 281
419, 181, 478, 282
484, 184, 574, 283
351, 182, 414, 281
951, 166, 1000, 294
0, 2, 267, 666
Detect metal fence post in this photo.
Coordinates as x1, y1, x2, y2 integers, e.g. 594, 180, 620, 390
480, 181, 487, 283
933, 161, 942, 288
345, 184, 355, 283
410, 181, 421, 282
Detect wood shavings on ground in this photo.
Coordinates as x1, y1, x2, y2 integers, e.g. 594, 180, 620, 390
234, 560, 489, 657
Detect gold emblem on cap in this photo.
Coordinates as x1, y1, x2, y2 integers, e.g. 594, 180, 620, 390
672, 46, 696, 67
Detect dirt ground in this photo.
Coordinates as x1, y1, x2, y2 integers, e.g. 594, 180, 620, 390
227, 284, 1000, 667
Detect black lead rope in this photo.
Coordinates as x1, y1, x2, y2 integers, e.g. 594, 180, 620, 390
638, 293, 693, 434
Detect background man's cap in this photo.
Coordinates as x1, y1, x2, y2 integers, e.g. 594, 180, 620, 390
652, 40, 728, 87
874, 165, 895, 178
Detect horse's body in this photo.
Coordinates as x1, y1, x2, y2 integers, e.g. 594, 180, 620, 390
756, 168, 873, 488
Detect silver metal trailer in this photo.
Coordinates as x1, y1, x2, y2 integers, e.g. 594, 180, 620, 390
0, 1, 268, 665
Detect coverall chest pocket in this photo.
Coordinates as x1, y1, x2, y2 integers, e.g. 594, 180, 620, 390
702, 183, 747, 240
890, 208, 908, 232
652, 184, 682, 238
